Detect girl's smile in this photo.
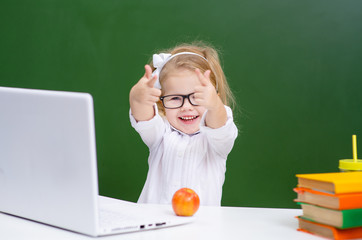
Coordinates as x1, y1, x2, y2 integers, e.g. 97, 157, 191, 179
178, 114, 200, 128
179, 115, 199, 122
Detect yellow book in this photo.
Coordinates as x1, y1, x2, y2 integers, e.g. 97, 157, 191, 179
296, 172, 362, 194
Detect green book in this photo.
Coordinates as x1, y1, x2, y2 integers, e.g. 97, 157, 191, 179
299, 203, 362, 229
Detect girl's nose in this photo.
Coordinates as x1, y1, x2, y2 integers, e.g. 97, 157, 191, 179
180, 98, 193, 111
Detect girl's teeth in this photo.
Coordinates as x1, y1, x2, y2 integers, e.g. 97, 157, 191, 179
181, 116, 197, 120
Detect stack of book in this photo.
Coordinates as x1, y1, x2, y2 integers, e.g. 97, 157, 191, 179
294, 172, 362, 240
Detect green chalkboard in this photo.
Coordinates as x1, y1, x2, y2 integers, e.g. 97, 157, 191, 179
1, 0, 362, 208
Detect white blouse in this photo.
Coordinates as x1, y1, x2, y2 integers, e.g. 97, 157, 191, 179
129, 105, 238, 206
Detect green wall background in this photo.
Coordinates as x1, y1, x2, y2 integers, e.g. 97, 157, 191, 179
1, 0, 362, 208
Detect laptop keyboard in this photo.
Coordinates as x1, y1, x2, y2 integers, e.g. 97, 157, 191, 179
99, 208, 140, 231
98, 196, 161, 232
97, 196, 179, 234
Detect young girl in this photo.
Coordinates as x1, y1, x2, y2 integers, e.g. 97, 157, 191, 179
129, 42, 238, 206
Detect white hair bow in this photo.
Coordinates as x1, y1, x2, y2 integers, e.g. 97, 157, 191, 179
152, 53, 172, 89
151, 52, 208, 89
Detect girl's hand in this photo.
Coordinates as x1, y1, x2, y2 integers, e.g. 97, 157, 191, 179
130, 65, 161, 106
194, 68, 219, 110
194, 68, 227, 128
129, 65, 162, 121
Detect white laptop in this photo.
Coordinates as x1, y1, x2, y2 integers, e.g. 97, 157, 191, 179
0, 86, 192, 237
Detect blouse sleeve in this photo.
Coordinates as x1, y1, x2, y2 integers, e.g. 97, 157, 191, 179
129, 104, 166, 150
199, 105, 238, 159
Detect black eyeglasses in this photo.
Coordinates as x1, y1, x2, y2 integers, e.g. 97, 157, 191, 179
160, 93, 199, 109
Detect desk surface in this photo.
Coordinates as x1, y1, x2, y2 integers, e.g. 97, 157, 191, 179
1, 205, 321, 240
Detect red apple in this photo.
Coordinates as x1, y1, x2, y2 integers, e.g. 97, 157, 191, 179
172, 188, 200, 216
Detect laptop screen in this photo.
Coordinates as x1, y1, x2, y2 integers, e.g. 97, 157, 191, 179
0, 87, 100, 236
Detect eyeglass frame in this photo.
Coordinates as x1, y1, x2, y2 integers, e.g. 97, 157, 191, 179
159, 93, 199, 109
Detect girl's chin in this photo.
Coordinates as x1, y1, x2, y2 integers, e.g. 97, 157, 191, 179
177, 119, 200, 134
182, 128, 200, 135
179, 124, 200, 134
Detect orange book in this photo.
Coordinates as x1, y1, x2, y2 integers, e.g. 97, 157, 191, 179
296, 172, 362, 194
297, 217, 362, 240
294, 187, 362, 210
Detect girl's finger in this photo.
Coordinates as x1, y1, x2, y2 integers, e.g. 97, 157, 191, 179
150, 88, 162, 97
204, 70, 211, 79
144, 64, 153, 79
148, 95, 161, 103
194, 85, 204, 93
195, 68, 209, 86
195, 68, 211, 86
192, 92, 204, 101
147, 74, 158, 88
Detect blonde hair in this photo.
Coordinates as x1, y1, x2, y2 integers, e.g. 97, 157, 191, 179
150, 41, 235, 115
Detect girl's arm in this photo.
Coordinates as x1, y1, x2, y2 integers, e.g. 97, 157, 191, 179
194, 69, 227, 128
129, 65, 161, 121
200, 105, 238, 159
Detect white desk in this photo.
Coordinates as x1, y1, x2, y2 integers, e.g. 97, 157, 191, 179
1, 206, 321, 240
